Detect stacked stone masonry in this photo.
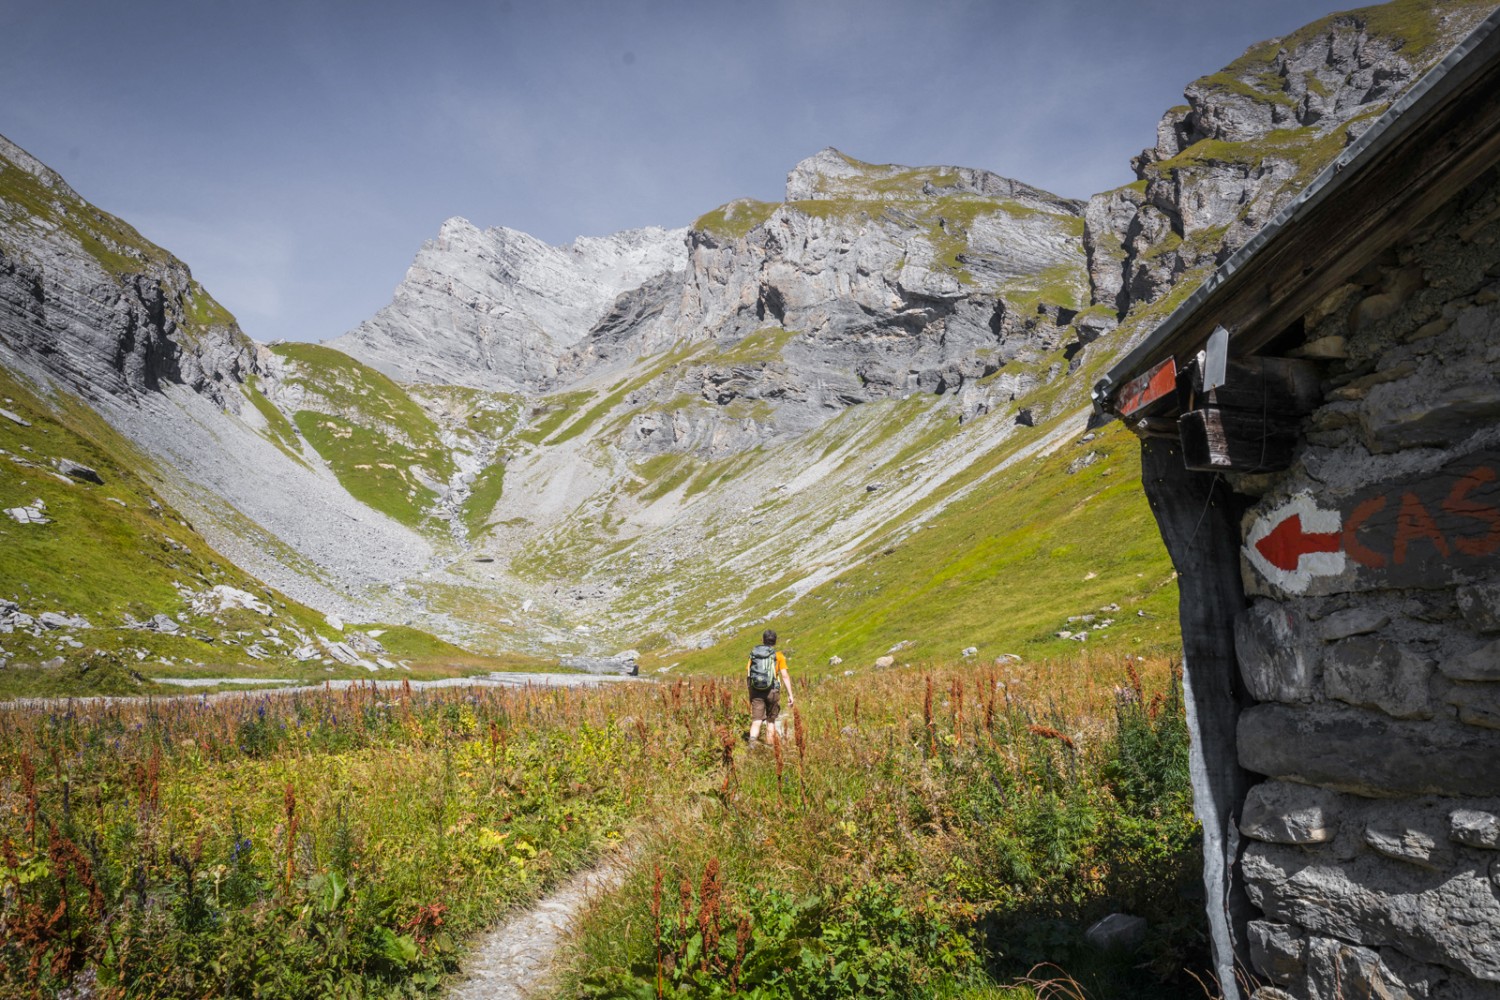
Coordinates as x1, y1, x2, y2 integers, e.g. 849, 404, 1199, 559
1227, 166, 1500, 999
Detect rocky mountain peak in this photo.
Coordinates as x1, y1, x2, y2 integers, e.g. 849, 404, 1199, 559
784, 146, 1082, 215
0, 133, 80, 202
328, 220, 688, 391
1084, 0, 1496, 320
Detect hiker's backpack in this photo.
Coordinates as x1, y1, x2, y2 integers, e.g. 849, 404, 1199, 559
748, 645, 779, 691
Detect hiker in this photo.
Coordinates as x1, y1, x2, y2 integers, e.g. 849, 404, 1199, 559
747, 628, 794, 746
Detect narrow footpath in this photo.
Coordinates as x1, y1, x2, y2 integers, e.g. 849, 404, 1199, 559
447, 853, 630, 1000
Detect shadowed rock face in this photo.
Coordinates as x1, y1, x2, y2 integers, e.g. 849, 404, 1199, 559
0, 135, 255, 410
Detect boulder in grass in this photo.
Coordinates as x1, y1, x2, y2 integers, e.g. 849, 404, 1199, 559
874, 655, 896, 669
325, 641, 363, 666
193, 585, 273, 617
56, 458, 104, 485
346, 631, 387, 655
5, 500, 49, 524
1084, 913, 1147, 952
149, 614, 182, 634
38, 612, 90, 630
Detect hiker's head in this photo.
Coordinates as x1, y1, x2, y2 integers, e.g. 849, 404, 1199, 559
762, 628, 777, 646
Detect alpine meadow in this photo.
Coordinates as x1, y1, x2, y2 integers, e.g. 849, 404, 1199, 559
3, 2, 1499, 998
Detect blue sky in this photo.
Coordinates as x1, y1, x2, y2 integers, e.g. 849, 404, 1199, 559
6, 0, 1335, 343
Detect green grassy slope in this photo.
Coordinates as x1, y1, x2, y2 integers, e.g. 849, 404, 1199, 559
270, 343, 455, 529
0, 368, 312, 684
0, 367, 491, 695
660, 419, 1177, 677
0, 146, 172, 276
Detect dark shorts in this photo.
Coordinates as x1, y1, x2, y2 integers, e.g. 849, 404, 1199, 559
749, 681, 781, 722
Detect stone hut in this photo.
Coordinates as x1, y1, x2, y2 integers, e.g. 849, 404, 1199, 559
1094, 12, 1500, 1000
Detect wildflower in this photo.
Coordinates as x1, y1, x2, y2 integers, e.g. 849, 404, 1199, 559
697, 859, 722, 971
1027, 723, 1075, 748
731, 913, 752, 992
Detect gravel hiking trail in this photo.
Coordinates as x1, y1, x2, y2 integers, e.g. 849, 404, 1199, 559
447, 851, 630, 999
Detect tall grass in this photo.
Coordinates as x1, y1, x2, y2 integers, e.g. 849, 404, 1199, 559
559, 654, 1205, 999
0, 654, 1203, 998
0, 681, 696, 996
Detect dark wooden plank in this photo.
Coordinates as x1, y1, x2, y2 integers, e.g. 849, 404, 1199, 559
1179, 407, 1301, 473
1189, 357, 1324, 415
1140, 438, 1256, 1000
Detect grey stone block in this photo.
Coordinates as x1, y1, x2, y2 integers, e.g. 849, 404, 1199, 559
1324, 636, 1434, 720
1446, 682, 1500, 730
1458, 583, 1500, 634
1238, 703, 1500, 797
1236, 600, 1321, 703
1303, 936, 1428, 1000
1082, 912, 1147, 952
1314, 607, 1391, 641
1360, 381, 1500, 454
1241, 781, 1341, 844
1442, 639, 1500, 682
1450, 809, 1500, 849
1364, 826, 1449, 871
1247, 920, 1305, 985
1244, 842, 1500, 983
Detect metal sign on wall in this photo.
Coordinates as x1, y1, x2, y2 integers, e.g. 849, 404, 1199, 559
1243, 451, 1500, 596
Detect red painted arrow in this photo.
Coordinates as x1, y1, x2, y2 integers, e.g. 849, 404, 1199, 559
1255, 513, 1343, 573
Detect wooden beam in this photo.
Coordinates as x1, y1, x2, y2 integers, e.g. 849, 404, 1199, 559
1140, 438, 1257, 1000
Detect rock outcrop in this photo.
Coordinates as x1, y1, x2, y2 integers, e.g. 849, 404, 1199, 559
1084, 2, 1498, 318
557, 149, 1091, 456
329, 219, 689, 391
0, 134, 255, 409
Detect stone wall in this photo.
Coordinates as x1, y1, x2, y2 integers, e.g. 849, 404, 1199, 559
1225, 165, 1500, 999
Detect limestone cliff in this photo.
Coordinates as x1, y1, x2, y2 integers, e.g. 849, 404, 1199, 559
0, 134, 255, 409
328, 219, 689, 391
1085, 0, 1498, 318
558, 149, 1092, 455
